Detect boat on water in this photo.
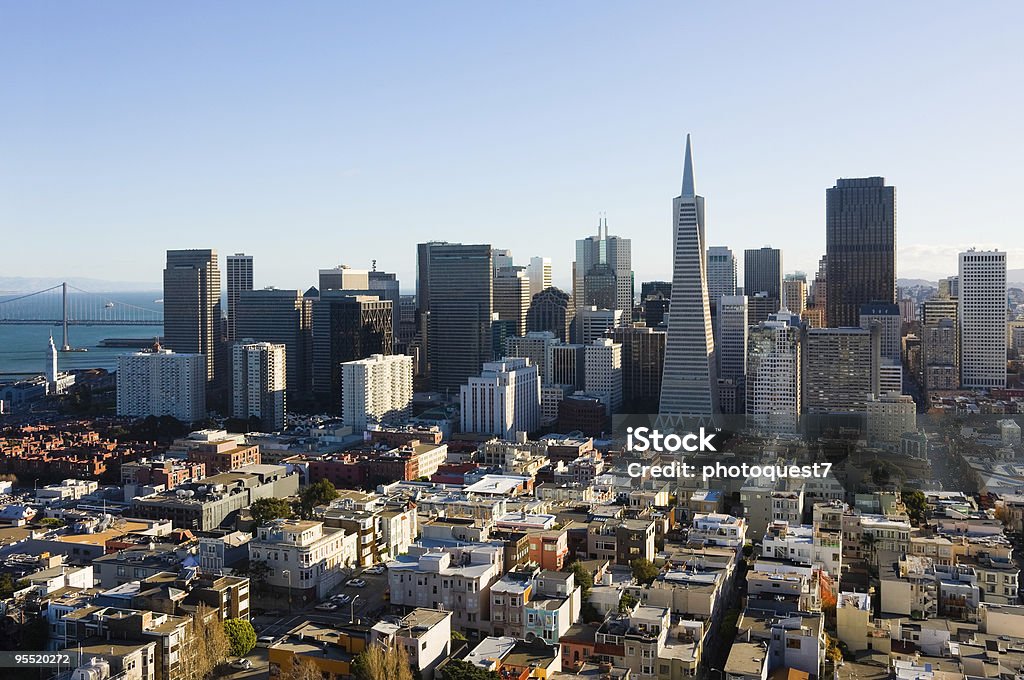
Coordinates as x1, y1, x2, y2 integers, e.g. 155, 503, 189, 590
104, 302, 115, 308
61, 347, 89, 352
154, 299, 163, 304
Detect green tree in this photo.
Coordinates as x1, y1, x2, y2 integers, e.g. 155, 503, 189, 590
299, 479, 339, 518
902, 488, 928, 525
618, 592, 639, 613
251, 497, 294, 525
39, 517, 64, 528
439, 659, 500, 680
568, 561, 594, 597
450, 630, 467, 642
630, 558, 659, 585
223, 618, 257, 658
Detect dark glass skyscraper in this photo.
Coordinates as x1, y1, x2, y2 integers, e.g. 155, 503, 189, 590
743, 247, 783, 313
826, 177, 896, 327
311, 293, 393, 407
163, 249, 221, 384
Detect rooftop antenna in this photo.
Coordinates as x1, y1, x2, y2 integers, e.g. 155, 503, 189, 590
372, 259, 377, 272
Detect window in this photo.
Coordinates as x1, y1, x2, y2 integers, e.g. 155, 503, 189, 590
786, 638, 802, 649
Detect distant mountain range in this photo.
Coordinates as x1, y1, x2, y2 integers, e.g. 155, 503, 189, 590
0, 276, 161, 295
898, 271, 1024, 289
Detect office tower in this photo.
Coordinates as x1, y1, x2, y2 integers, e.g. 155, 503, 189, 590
922, 318, 958, 393
808, 255, 828, 324
660, 135, 717, 417
577, 307, 622, 344
426, 243, 494, 392
231, 341, 286, 431
859, 303, 902, 394
541, 385, 573, 426
717, 296, 748, 413
236, 289, 314, 400
494, 266, 531, 336
746, 312, 801, 434
959, 249, 1007, 389
460, 358, 540, 440
921, 298, 958, 326
311, 293, 393, 406
547, 343, 586, 389
938, 276, 960, 299
505, 331, 560, 381
706, 247, 738, 308
163, 249, 222, 383
826, 178, 896, 327
319, 265, 369, 291
641, 281, 672, 300
608, 325, 666, 413
574, 218, 633, 323
899, 298, 916, 323
340, 354, 413, 430
782, 274, 807, 316
398, 295, 418, 346
492, 248, 514, 272
368, 270, 401, 349
526, 287, 573, 342
748, 293, 778, 325
585, 338, 623, 414
640, 297, 670, 329
226, 253, 253, 342
526, 257, 553, 299
117, 348, 206, 422
744, 247, 783, 314
803, 326, 880, 414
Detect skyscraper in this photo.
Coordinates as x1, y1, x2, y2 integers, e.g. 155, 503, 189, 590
117, 348, 206, 422
526, 287, 573, 342
959, 249, 1007, 389
425, 243, 494, 393
231, 341, 286, 431
717, 295, 748, 383
368, 269, 401, 349
859, 302, 903, 395
743, 247, 783, 313
746, 312, 801, 434
226, 253, 253, 342
659, 135, 717, 418
319, 265, 369, 291
311, 293, 393, 406
340, 353, 414, 430
574, 219, 633, 323
706, 246, 738, 308
803, 327, 880, 415
526, 256, 553, 299
608, 325, 666, 414
460, 358, 540, 439
236, 288, 313, 401
163, 249, 222, 384
782, 274, 807, 316
585, 338, 623, 415
494, 266, 531, 336
826, 178, 896, 327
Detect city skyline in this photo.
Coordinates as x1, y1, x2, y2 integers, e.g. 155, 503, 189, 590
3, 3, 1023, 289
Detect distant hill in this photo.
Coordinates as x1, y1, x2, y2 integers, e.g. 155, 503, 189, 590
897, 278, 937, 288
0, 276, 160, 294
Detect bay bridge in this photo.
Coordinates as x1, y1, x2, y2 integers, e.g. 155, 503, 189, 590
0, 282, 163, 349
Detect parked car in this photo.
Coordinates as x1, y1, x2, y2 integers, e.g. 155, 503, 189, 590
346, 578, 366, 588
314, 602, 339, 611
364, 565, 385, 575
231, 659, 253, 670
256, 636, 276, 647
334, 594, 352, 604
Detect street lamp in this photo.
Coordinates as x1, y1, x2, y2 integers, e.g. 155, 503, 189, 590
282, 569, 291, 613
348, 593, 360, 622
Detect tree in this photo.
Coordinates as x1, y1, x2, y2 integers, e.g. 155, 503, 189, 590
299, 479, 339, 518
902, 488, 928, 526
618, 592, 639, 613
223, 618, 257, 658
251, 497, 294, 525
245, 559, 272, 593
825, 633, 844, 663
186, 605, 230, 680
280, 657, 323, 680
39, 517, 64, 528
440, 659, 500, 680
630, 558, 659, 585
352, 642, 415, 680
568, 561, 593, 597
451, 630, 467, 642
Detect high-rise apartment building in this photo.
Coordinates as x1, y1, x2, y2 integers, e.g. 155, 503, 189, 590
922, 318, 958, 393
117, 348, 206, 422
526, 287, 573, 342
959, 250, 1007, 388
574, 219, 633, 323
163, 249, 222, 383
425, 243, 494, 393
226, 253, 253, 342
659, 135, 717, 417
803, 327, 880, 415
494, 266, 531, 336
608, 325, 666, 414
585, 338, 623, 415
526, 257, 553, 299
231, 341, 286, 431
744, 247, 783, 313
859, 303, 903, 394
826, 178, 896, 327
460, 358, 541, 439
340, 354, 413, 431
706, 246, 738, 309
311, 293, 393, 405
235, 288, 314, 401
746, 312, 801, 434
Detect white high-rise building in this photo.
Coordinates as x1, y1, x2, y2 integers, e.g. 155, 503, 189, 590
660, 134, 717, 418
860, 303, 903, 394
461, 358, 540, 440
231, 341, 287, 431
341, 354, 414, 430
585, 338, 623, 415
117, 348, 206, 422
226, 253, 254, 342
959, 250, 1007, 389
746, 314, 801, 434
706, 246, 738, 308
526, 256, 553, 299
577, 307, 623, 344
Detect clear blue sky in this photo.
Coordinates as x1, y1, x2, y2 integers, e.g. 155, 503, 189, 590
3, 2, 1023, 292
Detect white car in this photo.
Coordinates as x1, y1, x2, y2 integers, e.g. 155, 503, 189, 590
315, 602, 339, 611
231, 659, 253, 671
256, 636, 276, 647
364, 565, 386, 575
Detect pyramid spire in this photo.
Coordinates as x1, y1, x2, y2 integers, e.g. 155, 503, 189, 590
681, 133, 695, 198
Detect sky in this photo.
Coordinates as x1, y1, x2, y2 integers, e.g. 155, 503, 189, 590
2, 2, 1023, 293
